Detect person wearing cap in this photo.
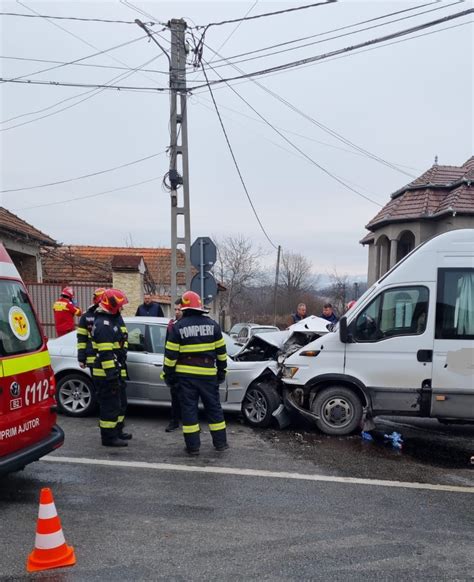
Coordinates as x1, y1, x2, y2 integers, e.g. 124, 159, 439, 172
77, 288, 106, 371
162, 290, 228, 456
320, 302, 338, 324
53, 286, 82, 337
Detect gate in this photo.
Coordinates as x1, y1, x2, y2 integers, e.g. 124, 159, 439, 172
26, 282, 108, 338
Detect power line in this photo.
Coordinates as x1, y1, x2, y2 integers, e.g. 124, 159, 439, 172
0, 10, 158, 25
201, 59, 382, 207
1, 54, 163, 132
194, 1, 337, 29
207, 1, 450, 65
200, 45, 416, 179
189, 8, 474, 88
206, 0, 464, 71
0, 77, 168, 91
15, 176, 162, 211
200, 63, 279, 250
0, 55, 169, 75
1, 151, 167, 193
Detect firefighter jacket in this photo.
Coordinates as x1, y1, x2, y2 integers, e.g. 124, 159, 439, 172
53, 297, 81, 337
163, 313, 227, 380
91, 311, 128, 381
77, 304, 98, 366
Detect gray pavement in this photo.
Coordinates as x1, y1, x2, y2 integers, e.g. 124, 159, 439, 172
0, 409, 472, 581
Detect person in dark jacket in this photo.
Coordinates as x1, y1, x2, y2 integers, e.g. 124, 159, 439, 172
163, 290, 228, 456
289, 302, 307, 326
135, 294, 164, 317
164, 297, 183, 432
320, 302, 338, 324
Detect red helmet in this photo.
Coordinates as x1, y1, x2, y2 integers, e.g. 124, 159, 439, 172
180, 290, 208, 312
93, 287, 106, 305
61, 286, 74, 299
100, 288, 128, 314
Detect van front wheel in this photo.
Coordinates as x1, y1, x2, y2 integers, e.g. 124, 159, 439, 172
310, 386, 362, 436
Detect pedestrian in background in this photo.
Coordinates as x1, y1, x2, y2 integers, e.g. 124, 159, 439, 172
53, 286, 82, 337
135, 294, 164, 317
320, 302, 338, 324
164, 297, 183, 432
77, 287, 106, 370
163, 290, 228, 456
289, 302, 307, 326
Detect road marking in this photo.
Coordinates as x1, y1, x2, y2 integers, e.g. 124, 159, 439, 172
43, 455, 474, 494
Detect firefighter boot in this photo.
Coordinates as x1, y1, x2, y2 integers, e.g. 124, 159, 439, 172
117, 422, 133, 440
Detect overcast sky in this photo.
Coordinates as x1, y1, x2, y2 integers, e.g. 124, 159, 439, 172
1, 0, 472, 279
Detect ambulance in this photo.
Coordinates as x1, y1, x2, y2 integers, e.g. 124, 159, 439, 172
0, 244, 64, 476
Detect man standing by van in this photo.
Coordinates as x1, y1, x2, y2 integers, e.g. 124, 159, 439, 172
53, 287, 81, 337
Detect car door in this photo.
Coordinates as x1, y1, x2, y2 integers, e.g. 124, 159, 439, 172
145, 323, 171, 402
344, 284, 433, 414
125, 322, 150, 401
431, 268, 474, 418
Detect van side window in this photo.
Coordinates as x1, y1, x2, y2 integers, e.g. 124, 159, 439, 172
436, 268, 474, 339
354, 286, 429, 342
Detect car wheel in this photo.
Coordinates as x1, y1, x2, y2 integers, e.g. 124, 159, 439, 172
56, 373, 97, 417
310, 386, 362, 436
241, 382, 281, 428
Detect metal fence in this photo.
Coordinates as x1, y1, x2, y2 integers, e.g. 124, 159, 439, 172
26, 282, 108, 339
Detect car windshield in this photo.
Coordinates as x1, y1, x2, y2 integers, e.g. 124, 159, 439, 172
223, 333, 240, 356
0, 280, 43, 356
251, 327, 278, 335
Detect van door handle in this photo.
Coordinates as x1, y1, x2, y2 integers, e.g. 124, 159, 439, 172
417, 349, 432, 363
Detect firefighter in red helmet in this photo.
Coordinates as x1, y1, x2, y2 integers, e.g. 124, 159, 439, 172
53, 286, 82, 337
91, 288, 130, 447
163, 290, 228, 455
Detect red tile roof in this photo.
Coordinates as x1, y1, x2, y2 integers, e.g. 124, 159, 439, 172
366, 156, 474, 230
41, 245, 185, 285
0, 207, 56, 246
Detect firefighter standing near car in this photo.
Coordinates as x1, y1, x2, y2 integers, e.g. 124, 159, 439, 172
163, 290, 228, 456
91, 288, 131, 447
77, 288, 106, 370
53, 286, 82, 337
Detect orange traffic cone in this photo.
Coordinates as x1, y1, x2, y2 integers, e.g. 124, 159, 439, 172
26, 487, 76, 572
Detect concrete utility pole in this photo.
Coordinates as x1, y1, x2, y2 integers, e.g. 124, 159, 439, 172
169, 18, 192, 301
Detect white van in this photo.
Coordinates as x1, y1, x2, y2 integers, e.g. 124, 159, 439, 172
282, 229, 474, 435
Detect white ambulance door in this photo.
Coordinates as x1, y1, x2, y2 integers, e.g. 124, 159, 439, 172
431, 267, 474, 419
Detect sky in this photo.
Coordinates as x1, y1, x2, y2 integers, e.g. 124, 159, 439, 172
1, 0, 473, 279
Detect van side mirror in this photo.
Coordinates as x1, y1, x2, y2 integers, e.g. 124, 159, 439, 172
339, 316, 349, 343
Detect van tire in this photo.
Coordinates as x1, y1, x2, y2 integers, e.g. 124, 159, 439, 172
241, 382, 281, 428
310, 386, 362, 436
56, 373, 98, 417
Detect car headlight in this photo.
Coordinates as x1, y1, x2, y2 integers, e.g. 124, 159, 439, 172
282, 366, 299, 379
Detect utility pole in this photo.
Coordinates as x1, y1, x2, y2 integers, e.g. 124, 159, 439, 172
169, 19, 192, 301
135, 18, 192, 302
273, 245, 281, 326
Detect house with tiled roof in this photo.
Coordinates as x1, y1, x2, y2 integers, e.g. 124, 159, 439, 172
0, 207, 57, 282
361, 156, 474, 284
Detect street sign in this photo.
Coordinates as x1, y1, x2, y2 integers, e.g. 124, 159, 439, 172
190, 237, 216, 270
190, 272, 218, 303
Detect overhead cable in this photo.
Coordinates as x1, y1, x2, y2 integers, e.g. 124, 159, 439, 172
0, 11, 158, 25
189, 8, 474, 89
202, 59, 382, 207
200, 63, 279, 250
0, 77, 168, 91
15, 176, 162, 211
194, 1, 337, 29
1, 151, 167, 193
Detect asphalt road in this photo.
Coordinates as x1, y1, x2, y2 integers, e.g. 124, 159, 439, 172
0, 408, 472, 581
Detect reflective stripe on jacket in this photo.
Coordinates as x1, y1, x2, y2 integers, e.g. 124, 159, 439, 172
91, 311, 128, 380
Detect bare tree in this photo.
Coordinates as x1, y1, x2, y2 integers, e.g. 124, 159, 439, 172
327, 269, 351, 316
279, 251, 313, 312
214, 235, 263, 323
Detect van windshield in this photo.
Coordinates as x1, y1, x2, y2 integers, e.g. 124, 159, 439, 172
0, 280, 42, 356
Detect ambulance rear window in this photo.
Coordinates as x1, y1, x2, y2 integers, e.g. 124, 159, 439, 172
0, 280, 42, 356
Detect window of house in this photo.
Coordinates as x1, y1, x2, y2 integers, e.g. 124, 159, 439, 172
354, 286, 429, 342
436, 268, 474, 339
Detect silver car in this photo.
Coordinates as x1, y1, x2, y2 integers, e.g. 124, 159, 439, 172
48, 317, 283, 428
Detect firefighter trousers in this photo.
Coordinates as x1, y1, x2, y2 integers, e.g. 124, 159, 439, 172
117, 378, 128, 433
95, 378, 121, 443
178, 376, 227, 451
